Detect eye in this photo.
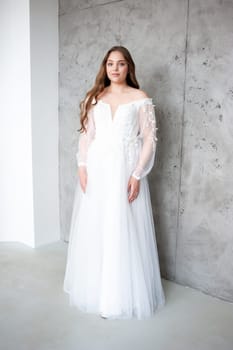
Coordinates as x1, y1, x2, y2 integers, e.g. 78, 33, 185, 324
119, 62, 126, 66
107, 62, 113, 66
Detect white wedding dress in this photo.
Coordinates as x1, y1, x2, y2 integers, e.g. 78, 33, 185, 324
63, 97, 165, 320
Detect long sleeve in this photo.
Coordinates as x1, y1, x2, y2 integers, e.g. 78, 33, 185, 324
76, 107, 95, 167
132, 101, 158, 180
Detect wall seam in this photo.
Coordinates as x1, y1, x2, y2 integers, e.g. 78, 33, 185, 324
174, 0, 190, 279
59, 0, 125, 16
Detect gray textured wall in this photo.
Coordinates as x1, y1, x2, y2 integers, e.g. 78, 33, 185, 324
59, 0, 233, 302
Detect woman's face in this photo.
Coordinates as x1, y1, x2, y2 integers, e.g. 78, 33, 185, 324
106, 51, 129, 84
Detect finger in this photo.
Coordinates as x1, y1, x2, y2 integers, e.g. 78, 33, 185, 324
81, 180, 86, 193
129, 196, 135, 203
128, 187, 133, 200
128, 191, 136, 202
83, 175, 87, 191
129, 189, 139, 201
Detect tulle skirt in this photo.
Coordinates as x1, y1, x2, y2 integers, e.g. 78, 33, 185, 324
63, 140, 165, 320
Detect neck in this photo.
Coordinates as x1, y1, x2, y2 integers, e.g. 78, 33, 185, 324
107, 82, 128, 94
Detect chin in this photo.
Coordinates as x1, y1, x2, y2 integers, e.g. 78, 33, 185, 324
110, 77, 125, 83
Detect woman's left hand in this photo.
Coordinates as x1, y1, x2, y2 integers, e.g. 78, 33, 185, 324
127, 176, 140, 203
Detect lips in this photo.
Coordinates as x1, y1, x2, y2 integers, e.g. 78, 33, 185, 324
112, 73, 120, 76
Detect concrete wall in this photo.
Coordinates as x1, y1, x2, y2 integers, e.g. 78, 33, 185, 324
175, 0, 233, 302
59, 0, 233, 302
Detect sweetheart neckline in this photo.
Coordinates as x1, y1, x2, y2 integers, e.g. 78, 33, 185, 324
98, 97, 152, 121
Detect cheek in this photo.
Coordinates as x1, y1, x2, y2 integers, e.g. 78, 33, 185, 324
120, 66, 128, 75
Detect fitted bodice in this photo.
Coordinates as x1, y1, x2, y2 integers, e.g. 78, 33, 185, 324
93, 98, 152, 143
77, 97, 158, 180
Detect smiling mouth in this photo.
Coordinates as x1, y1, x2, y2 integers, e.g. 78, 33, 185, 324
112, 73, 120, 76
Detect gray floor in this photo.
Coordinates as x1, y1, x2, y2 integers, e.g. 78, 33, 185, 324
1, 241, 233, 350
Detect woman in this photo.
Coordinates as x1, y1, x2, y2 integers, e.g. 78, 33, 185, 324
63, 45, 165, 320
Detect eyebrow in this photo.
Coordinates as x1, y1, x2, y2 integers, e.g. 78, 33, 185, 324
107, 59, 127, 62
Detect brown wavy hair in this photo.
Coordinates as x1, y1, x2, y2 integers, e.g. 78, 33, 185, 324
78, 46, 140, 133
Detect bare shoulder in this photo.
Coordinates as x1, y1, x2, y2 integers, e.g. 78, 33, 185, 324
127, 87, 149, 99
136, 89, 150, 99
97, 89, 107, 99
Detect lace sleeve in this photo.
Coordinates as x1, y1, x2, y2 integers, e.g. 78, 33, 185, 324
76, 107, 95, 167
132, 101, 158, 180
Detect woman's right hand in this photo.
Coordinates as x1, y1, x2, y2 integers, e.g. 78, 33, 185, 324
78, 166, 88, 193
